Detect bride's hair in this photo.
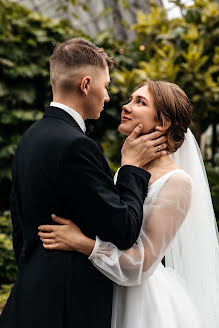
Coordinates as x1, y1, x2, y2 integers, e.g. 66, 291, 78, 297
139, 79, 192, 153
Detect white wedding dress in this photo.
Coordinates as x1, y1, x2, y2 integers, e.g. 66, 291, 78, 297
89, 168, 202, 328
89, 129, 219, 328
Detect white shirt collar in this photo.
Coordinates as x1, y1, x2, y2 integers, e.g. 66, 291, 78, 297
50, 101, 86, 133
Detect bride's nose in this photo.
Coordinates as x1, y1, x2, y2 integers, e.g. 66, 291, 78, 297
122, 103, 131, 113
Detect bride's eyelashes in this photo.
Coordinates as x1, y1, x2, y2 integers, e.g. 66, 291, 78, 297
126, 98, 146, 106
137, 99, 146, 105
123, 96, 147, 108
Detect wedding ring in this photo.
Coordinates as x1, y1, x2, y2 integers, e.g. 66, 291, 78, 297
158, 145, 161, 152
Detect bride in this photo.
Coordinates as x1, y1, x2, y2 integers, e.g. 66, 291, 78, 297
38, 79, 219, 327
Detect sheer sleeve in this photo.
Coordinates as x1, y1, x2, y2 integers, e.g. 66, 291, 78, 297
89, 172, 192, 286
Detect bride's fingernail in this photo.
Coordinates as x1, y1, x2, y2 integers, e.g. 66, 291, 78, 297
51, 214, 56, 218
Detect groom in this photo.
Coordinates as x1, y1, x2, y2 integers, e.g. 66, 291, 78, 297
0, 38, 167, 328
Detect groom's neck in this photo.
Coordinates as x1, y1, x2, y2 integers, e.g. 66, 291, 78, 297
52, 95, 87, 121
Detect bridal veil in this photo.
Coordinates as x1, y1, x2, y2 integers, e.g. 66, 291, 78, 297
166, 129, 219, 327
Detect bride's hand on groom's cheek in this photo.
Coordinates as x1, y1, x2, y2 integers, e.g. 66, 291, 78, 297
38, 215, 86, 252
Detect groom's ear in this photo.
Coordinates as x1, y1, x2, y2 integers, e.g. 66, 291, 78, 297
155, 119, 171, 132
80, 76, 91, 96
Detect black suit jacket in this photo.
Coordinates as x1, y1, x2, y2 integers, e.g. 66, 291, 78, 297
0, 106, 150, 328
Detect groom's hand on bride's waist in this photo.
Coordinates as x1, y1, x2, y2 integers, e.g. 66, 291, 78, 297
121, 124, 167, 168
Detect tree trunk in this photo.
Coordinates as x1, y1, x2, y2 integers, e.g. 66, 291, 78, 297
191, 121, 201, 145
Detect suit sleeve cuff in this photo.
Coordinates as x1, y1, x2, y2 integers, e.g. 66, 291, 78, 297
118, 165, 151, 182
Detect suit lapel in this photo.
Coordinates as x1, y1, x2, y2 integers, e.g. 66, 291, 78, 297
43, 106, 84, 133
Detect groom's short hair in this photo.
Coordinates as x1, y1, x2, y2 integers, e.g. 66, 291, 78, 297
50, 38, 114, 91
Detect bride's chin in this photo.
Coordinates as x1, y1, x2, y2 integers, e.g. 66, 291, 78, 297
118, 124, 130, 136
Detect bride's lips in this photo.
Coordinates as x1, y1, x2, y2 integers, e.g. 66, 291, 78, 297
121, 116, 131, 122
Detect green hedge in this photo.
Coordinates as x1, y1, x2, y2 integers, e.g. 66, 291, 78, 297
206, 166, 219, 224
0, 212, 17, 309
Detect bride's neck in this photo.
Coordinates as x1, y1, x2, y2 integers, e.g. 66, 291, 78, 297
143, 154, 176, 172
